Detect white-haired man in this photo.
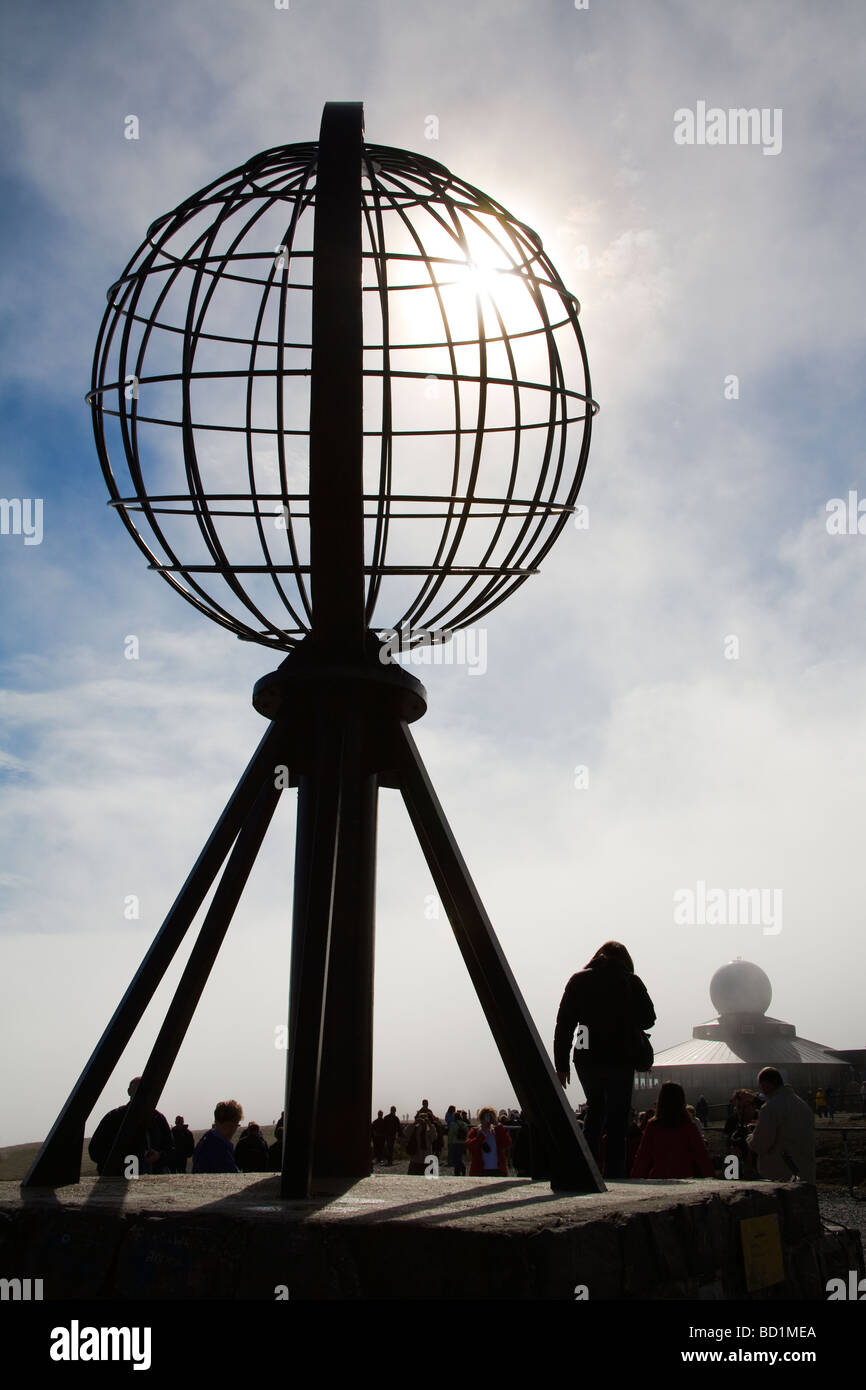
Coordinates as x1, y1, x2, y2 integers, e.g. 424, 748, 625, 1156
747, 1067, 815, 1182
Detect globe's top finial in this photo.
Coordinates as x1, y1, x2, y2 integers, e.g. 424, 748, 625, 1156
88, 103, 597, 652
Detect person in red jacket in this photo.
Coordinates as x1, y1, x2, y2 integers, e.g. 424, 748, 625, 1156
466, 1107, 512, 1176
630, 1083, 714, 1179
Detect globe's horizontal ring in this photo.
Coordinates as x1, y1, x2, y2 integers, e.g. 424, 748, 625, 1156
115, 247, 555, 272
147, 564, 540, 575
108, 272, 577, 311
99, 308, 581, 352
88, 368, 595, 400
114, 508, 573, 520
108, 257, 556, 289
91, 409, 597, 435
108, 491, 580, 508
108, 258, 575, 307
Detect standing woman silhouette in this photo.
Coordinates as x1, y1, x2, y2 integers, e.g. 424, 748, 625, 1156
554, 941, 655, 1178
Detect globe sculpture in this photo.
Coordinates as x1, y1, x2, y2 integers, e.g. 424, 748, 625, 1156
27, 104, 601, 1197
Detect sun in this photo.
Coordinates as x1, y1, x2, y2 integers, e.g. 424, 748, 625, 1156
440, 215, 543, 338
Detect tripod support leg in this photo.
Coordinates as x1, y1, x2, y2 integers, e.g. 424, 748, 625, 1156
394, 720, 604, 1192
101, 777, 283, 1177
311, 711, 378, 1181
24, 721, 289, 1187
280, 711, 345, 1198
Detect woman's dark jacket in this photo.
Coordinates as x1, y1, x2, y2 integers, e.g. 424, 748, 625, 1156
554, 962, 655, 1072
234, 1131, 271, 1173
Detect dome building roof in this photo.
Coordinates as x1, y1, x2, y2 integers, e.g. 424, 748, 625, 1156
636, 959, 854, 1108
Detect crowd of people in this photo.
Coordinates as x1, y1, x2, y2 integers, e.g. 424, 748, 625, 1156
366, 1070, 817, 1182
87, 940, 856, 1184
375, 1102, 524, 1176
87, 1071, 829, 1186
87, 1082, 284, 1176
810, 1084, 865, 1120
372, 939, 840, 1184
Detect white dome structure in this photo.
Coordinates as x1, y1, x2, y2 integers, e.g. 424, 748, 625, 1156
709, 959, 772, 1017
633, 959, 856, 1116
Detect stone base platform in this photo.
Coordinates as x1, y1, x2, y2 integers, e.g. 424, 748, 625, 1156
3, 1174, 862, 1300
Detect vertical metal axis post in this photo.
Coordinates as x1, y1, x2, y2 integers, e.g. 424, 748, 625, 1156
280, 102, 377, 1195
281, 713, 345, 1196
311, 706, 378, 1180
308, 101, 366, 654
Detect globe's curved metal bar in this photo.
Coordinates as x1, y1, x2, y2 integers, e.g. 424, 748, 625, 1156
362, 156, 469, 631
360, 151, 395, 623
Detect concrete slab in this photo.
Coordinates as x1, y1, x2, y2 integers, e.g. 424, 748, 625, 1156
3, 1174, 862, 1300
8, 1171, 765, 1220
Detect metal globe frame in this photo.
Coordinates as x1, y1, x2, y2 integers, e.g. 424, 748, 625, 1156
27, 103, 602, 1197
88, 118, 595, 650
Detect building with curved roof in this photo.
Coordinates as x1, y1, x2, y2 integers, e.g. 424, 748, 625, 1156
633, 959, 856, 1113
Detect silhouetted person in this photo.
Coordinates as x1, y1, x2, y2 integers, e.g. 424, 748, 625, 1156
88, 1077, 174, 1176
554, 941, 655, 1178
382, 1105, 401, 1165
171, 1115, 195, 1173
269, 1116, 284, 1172
371, 1109, 387, 1163
695, 1096, 709, 1127
447, 1109, 469, 1175
465, 1107, 512, 1176
724, 1088, 759, 1174
512, 1118, 533, 1176
626, 1113, 642, 1172
192, 1099, 243, 1173
747, 1067, 815, 1182
234, 1121, 270, 1173
405, 1111, 438, 1175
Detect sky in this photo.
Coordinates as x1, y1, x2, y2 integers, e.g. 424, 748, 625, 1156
1, 0, 865, 1148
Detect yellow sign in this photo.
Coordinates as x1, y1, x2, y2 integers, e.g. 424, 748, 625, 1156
740, 1214, 785, 1291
